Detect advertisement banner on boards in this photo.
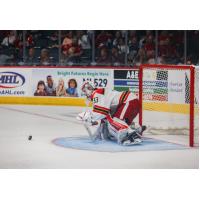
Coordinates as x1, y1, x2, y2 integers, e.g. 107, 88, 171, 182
168, 70, 186, 104
114, 69, 139, 94
0, 68, 32, 96
32, 68, 114, 97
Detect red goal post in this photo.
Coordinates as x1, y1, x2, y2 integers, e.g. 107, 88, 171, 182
139, 64, 197, 147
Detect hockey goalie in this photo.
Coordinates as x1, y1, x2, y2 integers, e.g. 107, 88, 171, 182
76, 82, 146, 145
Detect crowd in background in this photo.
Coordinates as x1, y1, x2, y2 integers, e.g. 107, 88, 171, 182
0, 30, 199, 66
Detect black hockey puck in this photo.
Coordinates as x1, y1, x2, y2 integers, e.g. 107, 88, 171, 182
28, 135, 32, 140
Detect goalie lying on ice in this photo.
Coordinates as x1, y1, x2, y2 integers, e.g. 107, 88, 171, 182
76, 82, 146, 145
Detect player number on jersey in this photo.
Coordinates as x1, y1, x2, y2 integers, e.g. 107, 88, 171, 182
93, 97, 98, 103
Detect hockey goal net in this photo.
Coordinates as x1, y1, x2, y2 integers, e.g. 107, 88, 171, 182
139, 64, 199, 147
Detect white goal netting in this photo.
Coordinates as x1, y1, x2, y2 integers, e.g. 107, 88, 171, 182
140, 65, 199, 146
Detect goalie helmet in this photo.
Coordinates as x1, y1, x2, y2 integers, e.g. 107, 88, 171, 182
81, 81, 95, 100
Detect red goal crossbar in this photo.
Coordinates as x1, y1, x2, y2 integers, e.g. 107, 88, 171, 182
138, 64, 195, 147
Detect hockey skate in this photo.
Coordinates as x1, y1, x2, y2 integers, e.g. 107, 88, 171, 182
130, 123, 147, 136
121, 131, 142, 146
121, 125, 146, 146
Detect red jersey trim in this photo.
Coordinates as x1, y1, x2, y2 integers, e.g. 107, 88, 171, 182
93, 105, 110, 115
91, 88, 105, 100
93, 109, 108, 116
119, 91, 131, 105
94, 104, 110, 112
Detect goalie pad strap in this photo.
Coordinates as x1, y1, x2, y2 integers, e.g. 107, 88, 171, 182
106, 115, 128, 131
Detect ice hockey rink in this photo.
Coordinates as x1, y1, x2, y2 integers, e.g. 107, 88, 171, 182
0, 104, 198, 169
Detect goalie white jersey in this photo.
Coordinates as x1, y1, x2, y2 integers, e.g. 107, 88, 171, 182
77, 85, 142, 145
90, 88, 137, 121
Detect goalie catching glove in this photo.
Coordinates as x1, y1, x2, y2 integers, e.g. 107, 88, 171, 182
77, 111, 98, 126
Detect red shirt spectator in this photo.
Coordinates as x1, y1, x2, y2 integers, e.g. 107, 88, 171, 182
97, 47, 111, 64
159, 31, 170, 45
96, 31, 112, 48
144, 35, 155, 51
62, 42, 82, 56
26, 34, 34, 47
62, 31, 73, 46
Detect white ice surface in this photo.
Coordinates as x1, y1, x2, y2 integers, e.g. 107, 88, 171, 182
0, 104, 198, 169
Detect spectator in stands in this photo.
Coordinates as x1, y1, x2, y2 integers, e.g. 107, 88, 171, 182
46, 75, 56, 96
115, 38, 127, 63
148, 59, 155, 64
144, 35, 155, 63
157, 54, 166, 64
62, 37, 82, 63
159, 30, 169, 43
0, 53, 14, 65
26, 48, 37, 65
0, 31, 8, 43
34, 81, 47, 96
158, 31, 170, 61
145, 30, 153, 38
96, 31, 112, 48
66, 79, 78, 97
26, 34, 35, 47
167, 38, 179, 63
135, 45, 146, 65
186, 59, 193, 65
76, 30, 91, 62
0, 46, 14, 64
128, 36, 139, 63
62, 31, 73, 46
77, 31, 91, 50
129, 30, 137, 40
97, 47, 111, 64
159, 32, 180, 64
56, 78, 67, 97
111, 47, 123, 65
1, 31, 16, 47
48, 31, 59, 48
117, 38, 128, 54
113, 31, 122, 47
40, 48, 50, 65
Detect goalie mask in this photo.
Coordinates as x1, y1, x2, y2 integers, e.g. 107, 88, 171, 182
81, 81, 95, 100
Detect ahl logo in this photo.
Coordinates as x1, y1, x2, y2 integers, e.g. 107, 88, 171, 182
0, 71, 25, 88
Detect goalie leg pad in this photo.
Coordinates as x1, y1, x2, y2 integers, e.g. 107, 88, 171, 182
106, 116, 130, 144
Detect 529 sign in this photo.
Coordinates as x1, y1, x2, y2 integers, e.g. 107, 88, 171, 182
83, 78, 108, 87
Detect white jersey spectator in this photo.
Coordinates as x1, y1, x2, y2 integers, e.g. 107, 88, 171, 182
1, 31, 16, 46
78, 31, 91, 50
